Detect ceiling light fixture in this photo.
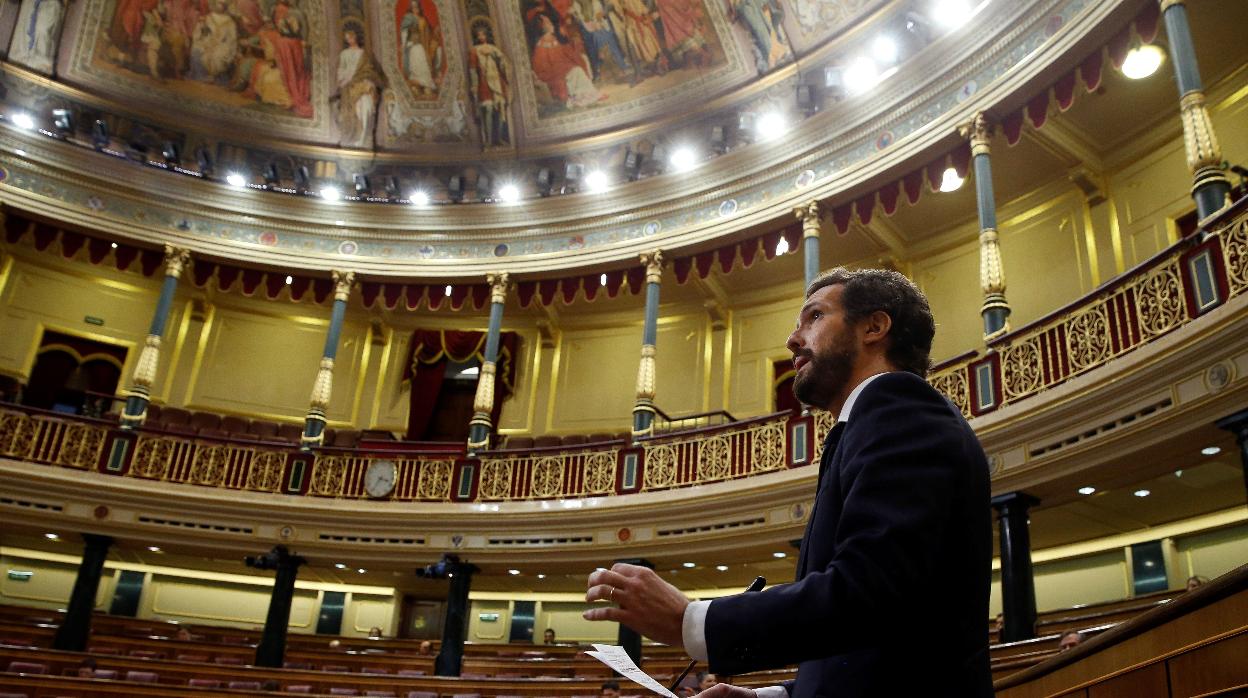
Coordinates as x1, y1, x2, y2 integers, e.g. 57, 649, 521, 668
772, 552, 787, 559
110, 242, 118, 249
498, 183, 521, 203
716, 565, 728, 572
11, 112, 35, 130
755, 112, 786, 141
147, 546, 161, 552
14, 149, 26, 157
284, 275, 293, 285
1200, 446, 1221, 456
775, 237, 790, 256
320, 186, 341, 201
842, 57, 880, 95
1121, 44, 1165, 80
669, 146, 697, 172
682, 562, 696, 568
226, 173, 247, 188
600, 273, 608, 286
537, 573, 546, 579
410, 190, 430, 206
1078, 486, 1096, 495
357, 568, 367, 574
444, 284, 452, 297
585, 170, 609, 193
508, 569, 521, 575
334, 563, 346, 569
932, 0, 972, 30
1134, 489, 1151, 498
872, 36, 899, 64
44, 533, 59, 540
939, 167, 964, 192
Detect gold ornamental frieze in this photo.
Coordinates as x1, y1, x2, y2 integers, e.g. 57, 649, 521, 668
131, 437, 176, 480
583, 452, 617, 494
1135, 264, 1186, 338
246, 451, 287, 493
929, 369, 971, 419
750, 421, 787, 473
416, 461, 453, 501
310, 455, 347, 497
697, 436, 732, 482
1221, 217, 1248, 296
479, 459, 513, 500
642, 443, 678, 490
530, 457, 565, 499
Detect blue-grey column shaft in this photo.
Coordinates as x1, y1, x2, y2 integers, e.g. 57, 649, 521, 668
961, 113, 1010, 338
302, 271, 354, 449
796, 201, 822, 287
1160, 0, 1231, 221
121, 245, 190, 428
632, 251, 664, 436
468, 272, 510, 451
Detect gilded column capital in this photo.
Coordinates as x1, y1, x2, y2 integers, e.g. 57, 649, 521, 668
635, 343, 657, 401
959, 112, 993, 157
1178, 90, 1223, 173
308, 357, 335, 411
1159, 0, 1183, 12
486, 272, 511, 305
794, 200, 822, 239
331, 270, 355, 302
640, 250, 665, 285
162, 245, 191, 279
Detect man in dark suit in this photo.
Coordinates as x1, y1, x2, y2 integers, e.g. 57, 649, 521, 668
584, 268, 993, 697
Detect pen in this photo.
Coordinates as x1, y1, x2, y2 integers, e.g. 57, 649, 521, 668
667, 576, 767, 694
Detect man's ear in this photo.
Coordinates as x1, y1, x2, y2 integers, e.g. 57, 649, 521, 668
860, 310, 892, 348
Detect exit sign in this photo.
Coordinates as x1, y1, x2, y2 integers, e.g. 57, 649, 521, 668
84, 316, 104, 326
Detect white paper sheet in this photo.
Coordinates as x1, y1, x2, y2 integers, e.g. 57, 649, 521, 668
585, 643, 681, 698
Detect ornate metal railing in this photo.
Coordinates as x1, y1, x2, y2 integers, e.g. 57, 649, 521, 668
1, 203, 1244, 502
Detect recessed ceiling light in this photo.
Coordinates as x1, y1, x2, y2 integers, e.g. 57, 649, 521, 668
1134, 489, 1151, 498
334, 563, 346, 569
110, 242, 118, 249
537, 574, 546, 579
773, 552, 787, 558
11, 112, 35, 130
357, 568, 367, 574
44, 533, 59, 540
939, 167, 964, 192
410, 190, 430, 206
585, 170, 609, 193
842, 57, 880, 95
508, 569, 521, 575
669, 147, 697, 172
932, 0, 972, 30
498, 183, 520, 203
755, 112, 786, 141
716, 565, 728, 572
682, 562, 696, 568
872, 36, 898, 64
226, 173, 247, 188
1201, 446, 1221, 456
147, 546, 161, 552
1078, 486, 1096, 495
320, 186, 341, 201
1174, 469, 1183, 478
1121, 44, 1165, 80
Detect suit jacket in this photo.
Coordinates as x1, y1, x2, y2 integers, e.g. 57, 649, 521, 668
704, 372, 993, 698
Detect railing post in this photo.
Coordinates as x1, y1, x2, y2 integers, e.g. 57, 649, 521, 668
795, 200, 822, 287
120, 245, 190, 428
302, 271, 354, 450
632, 251, 664, 438
468, 272, 510, 453
960, 113, 1011, 340
1160, 0, 1232, 222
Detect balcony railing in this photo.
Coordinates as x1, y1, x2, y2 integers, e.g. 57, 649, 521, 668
1, 202, 1244, 503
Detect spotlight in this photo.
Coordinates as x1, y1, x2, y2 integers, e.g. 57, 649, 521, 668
51, 108, 74, 136
939, 167, 964, 192
795, 84, 818, 114
536, 167, 554, 196
353, 173, 371, 195
931, 0, 972, 29
843, 57, 880, 95
293, 165, 311, 191
476, 173, 493, 200
195, 145, 214, 175
383, 175, 401, 199
320, 185, 341, 201
824, 66, 844, 91
11, 112, 35, 130
498, 183, 520, 203
410, 190, 430, 206
226, 172, 247, 187
623, 149, 643, 181
92, 119, 110, 150
737, 112, 756, 135
872, 36, 899, 64
904, 11, 932, 40
756, 112, 786, 141
709, 125, 728, 154
669, 146, 697, 172
448, 174, 465, 202
1122, 44, 1165, 80
585, 170, 609, 193
564, 162, 584, 192
161, 141, 181, 166
124, 140, 150, 163
262, 163, 280, 187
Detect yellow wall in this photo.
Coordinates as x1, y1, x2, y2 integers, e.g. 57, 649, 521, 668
1176, 522, 1248, 581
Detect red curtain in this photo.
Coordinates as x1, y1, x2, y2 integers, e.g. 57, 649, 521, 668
404, 329, 519, 440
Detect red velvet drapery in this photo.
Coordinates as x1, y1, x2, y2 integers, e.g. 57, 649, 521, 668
405, 329, 519, 440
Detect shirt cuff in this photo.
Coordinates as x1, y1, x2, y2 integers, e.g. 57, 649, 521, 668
681, 599, 711, 662
753, 687, 788, 698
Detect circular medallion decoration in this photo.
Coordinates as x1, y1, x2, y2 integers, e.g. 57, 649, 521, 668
1205, 361, 1235, 392
87, 196, 105, 211
176, 219, 191, 230
93, 505, 110, 520
957, 80, 979, 102
451, 534, 464, 548
0, 166, 7, 182
617, 527, 632, 542
338, 240, 358, 255
278, 525, 297, 542
719, 199, 738, 217
875, 131, 895, 150
493, 243, 509, 257
568, 235, 586, 249
258, 231, 279, 246
643, 221, 661, 236
795, 170, 816, 188
790, 503, 806, 521
418, 245, 435, 259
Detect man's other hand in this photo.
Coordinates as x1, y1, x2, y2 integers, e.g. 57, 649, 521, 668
584, 563, 690, 646
697, 684, 758, 697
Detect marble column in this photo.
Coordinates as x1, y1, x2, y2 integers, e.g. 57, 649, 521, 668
1160, 0, 1232, 221
252, 546, 306, 668
991, 492, 1040, 643
52, 534, 113, 652
1215, 409, 1248, 501
632, 251, 664, 437
435, 558, 478, 677
302, 271, 355, 450
467, 272, 510, 452
120, 246, 190, 428
960, 113, 1011, 339
795, 200, 822, 287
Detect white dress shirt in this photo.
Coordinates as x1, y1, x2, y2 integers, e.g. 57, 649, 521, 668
679, 373, 890, 697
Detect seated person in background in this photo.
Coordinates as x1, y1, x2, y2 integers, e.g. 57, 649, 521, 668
600, 680, 621, 697
76, 657, 97, 678
1058, 630, 1083, 652
543, 628, 556, 644
175, 627, 193, 641
261, 679, 280, 691
1186, 575, 1207, 591
699, 672, 720, 691
368, 626, 383, 639
328, 639, 343, 650
418, 639, 433, 655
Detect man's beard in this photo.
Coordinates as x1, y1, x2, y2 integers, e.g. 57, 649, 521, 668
793, 340, 856, 411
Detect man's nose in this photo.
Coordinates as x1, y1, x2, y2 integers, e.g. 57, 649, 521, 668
786, 328, 803, 354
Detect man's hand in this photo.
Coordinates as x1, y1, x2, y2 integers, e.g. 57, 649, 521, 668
584, 563, 689, 646
697, 684, 758, 697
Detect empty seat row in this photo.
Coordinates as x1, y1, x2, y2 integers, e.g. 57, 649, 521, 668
502, 432, 628, 449
142, 404, 360, 447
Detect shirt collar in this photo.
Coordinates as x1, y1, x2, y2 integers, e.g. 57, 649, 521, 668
837, 372, 889, 424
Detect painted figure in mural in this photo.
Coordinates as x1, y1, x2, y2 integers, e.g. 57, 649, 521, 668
531, 13, 604, 109
189, 0, 239, 82
614, 0, 666, 79
468, 24, 510, 147
335, 27, 385, 147
569, 0, 630, 81
264, 0, 314, 116
728, 0, 790, 73
653, 0, 710, 68
159, 0, 201, 79
400, 1, 443, 97
110, 0, 158, 59
8, 0, 67, 75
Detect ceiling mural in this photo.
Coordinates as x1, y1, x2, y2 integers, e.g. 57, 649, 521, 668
784, 0, 882, 51
463, 0, 513, 149
65, 0, 333, 140
7, 0, 68, 75
376, 0, 473, 146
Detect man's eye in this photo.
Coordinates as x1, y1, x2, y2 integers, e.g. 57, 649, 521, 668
811, 311, 822, 320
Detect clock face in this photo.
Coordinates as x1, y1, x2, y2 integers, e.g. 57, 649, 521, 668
364, 460, 396, 498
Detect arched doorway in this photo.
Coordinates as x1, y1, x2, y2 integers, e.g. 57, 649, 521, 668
24, 330, 127, 416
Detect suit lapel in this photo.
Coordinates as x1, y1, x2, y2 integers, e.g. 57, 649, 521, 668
795, 421, 845, 579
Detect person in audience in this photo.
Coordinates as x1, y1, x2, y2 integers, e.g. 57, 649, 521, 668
1186, 575, 1207, 590
175, 627, 193, 641
600, 680, 621, 697
1058, 630, 1084, 652
418, 639, 433, 655
328, 639, 343, 649
543, 627, 556, 644
76, 657, 97, 678
699, 672, 720, 691
261, 679, 280, 691
368, 626, 383, 638
584, 268, 993, 698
